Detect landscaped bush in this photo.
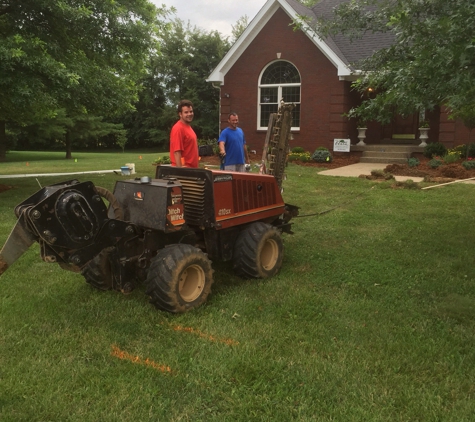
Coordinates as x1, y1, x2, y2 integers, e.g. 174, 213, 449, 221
291, 146, 305, 153
407, 157, 420, 167
153, 155, 171, 165
311, 149, 332, 163
198, 138, 219, 155
462, 160, 475, 170
428, 158, 443, 168
423, 142, 447, 159
315, 146, 329, 151
443, 149, 461, 164
453, 143, 475, 159
288, 152, 311, 162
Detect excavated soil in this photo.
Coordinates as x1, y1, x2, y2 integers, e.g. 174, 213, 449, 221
200, 152, 475, 181
383, 160, 475, 181
0, 184, 11, 194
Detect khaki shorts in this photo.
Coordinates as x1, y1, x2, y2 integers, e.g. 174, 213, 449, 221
224, 164, 245, 172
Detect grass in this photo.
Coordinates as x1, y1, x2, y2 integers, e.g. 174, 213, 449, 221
1, 151, 475, 420
0, 149, 167, 175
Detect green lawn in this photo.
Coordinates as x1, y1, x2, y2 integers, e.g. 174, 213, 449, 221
0, 149, 168, 176
1, 152, 474, 421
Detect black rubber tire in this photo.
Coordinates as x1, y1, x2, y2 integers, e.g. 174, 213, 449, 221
233, 222, 284, 279
96, 186, 123, 220
145, 244, 214, 313
80, 247, 114, 290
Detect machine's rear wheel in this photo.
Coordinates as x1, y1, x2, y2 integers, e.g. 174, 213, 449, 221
145, 244, 214, 313
81, 247, 114, 290
233, 222, 284, 279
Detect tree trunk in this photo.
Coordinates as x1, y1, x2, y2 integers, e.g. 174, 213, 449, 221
65, 131, 72, 159
0, 120, 6, 162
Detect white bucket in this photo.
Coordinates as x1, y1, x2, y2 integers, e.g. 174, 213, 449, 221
125, 163, 136, 174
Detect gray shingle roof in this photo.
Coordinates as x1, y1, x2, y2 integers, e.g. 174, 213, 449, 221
284, 0, 394, 67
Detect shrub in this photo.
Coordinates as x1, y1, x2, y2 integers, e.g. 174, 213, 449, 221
291, 146, 305, 153
462, 160, 475, 170
288, 152, 311, 162
153, 155, 171, 165
452, 143, 475, 159
428, 158, 443, 168
407, 157, 420, 167
423, 142, 447, 159
312, 149, 333, 163
315, 146, 329, 151
443, 150, 461, 164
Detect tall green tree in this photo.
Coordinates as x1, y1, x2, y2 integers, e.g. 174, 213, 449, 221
231, 15, 249, 43
0, 0, 168, 161
123, 19, 230, 149
311, 0, 475, 124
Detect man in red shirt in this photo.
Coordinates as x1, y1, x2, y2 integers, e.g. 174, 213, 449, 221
169, 99, 199, 168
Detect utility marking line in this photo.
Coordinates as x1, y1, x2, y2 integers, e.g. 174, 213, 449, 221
110, 345, 172, 373
163, 323, 239, 346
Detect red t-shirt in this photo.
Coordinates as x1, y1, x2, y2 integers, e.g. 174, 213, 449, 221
169, 120, 199, 167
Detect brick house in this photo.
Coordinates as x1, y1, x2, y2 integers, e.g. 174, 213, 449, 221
207, 0, 471, 153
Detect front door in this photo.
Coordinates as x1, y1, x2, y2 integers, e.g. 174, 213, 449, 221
381, 112, 419, 141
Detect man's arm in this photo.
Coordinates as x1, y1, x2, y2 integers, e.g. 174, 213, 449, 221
174, 151, 184, 167
218, 141, 226, 156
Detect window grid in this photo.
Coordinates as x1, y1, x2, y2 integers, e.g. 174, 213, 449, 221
258, 61, 301, 130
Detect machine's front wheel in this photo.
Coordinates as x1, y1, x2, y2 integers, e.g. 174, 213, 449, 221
233, 222, 284, 279
81, 247, 114, 290
145, 244, 214, 313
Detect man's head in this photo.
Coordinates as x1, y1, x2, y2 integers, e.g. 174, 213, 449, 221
178, 99, 194, 125
228, 112, 239, 129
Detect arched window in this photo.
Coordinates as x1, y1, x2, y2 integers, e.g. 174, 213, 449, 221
258, 61, 301, 130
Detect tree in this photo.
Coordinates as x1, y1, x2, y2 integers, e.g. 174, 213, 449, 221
311, 0, 475, 124
0, 0, 168, 161
123, 19, 230, 149
231, 15, 249, 43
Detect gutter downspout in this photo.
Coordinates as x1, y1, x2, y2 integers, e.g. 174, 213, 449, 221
212, 82, 222, 135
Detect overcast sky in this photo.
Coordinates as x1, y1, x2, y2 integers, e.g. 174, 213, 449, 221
151, 0, 268, 37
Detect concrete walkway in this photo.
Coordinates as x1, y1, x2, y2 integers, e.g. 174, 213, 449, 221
318, 162, 424, 182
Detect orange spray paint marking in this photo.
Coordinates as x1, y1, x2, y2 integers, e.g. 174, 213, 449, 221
110, 345, 172, 373
168, 324, 239, 346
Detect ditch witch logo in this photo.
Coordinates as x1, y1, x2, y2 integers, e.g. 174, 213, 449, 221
167, 205, 185, 226
214, 174, 233, 183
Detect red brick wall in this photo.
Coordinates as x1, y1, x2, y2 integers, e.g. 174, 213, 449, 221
220, 8, 351, 153
439, 107, 474, 147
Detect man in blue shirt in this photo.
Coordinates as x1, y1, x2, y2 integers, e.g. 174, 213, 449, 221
218, 112, 250, 172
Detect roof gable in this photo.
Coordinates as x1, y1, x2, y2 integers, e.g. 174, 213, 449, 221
207, 0, 351, 84
207, 0, 394, 84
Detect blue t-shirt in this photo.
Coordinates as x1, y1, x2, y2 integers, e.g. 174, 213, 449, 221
218, 127, 246, 166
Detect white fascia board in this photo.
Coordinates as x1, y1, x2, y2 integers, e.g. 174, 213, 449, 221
207, 0, 354, 83
207, 0, 279, 84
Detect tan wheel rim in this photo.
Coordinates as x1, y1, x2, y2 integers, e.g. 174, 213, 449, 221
261, 239, 279, 270
178, 264, 205, 302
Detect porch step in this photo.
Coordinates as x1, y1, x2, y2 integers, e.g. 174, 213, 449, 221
358, 145, 414, 164
360, 156, 408, 164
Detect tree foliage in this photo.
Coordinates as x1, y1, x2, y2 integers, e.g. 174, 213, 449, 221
0, 0, 166, 160
314, 0, 475, 124
231, 15, 249, 43
123, 19, 230, 149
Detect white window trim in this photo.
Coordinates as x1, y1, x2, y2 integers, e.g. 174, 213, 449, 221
257, 61, 301, 131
